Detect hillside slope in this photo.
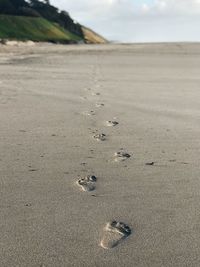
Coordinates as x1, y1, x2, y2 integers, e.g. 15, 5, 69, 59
0, 15, 82, 43
0, 0, 108, 44
82, 26, 108, 44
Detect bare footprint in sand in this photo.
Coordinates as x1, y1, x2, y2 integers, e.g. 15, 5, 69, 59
100, 221, 131, 249
93, 133, 106, 141
92, 92, 101, 96
96, 103, 105, 108
114, 152, 131, 162
106, 121, 119, 127
82, 110, 96, 116
76, 175, 97, 191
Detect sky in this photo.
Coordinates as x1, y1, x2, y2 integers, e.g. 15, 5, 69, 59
51, 0, 200, 42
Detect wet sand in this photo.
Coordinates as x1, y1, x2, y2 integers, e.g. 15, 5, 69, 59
1, 43, 200, 266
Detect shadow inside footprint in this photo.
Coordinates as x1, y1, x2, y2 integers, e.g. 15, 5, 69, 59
100, 221, 131, 249
145, 162, 155, 166
114, 152, 131, 162
93, 133, 106, 141
106, 121, 119, 127
76, 175, 97, 191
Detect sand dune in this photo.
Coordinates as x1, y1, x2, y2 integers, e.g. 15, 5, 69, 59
1, 43, 200, 266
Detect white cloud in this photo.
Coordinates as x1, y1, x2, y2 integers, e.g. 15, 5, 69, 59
153, 0, 200, 14
141, 3, 150, 14
50, 0, 200, 42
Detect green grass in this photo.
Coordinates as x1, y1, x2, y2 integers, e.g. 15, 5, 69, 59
0, 15, 82, 42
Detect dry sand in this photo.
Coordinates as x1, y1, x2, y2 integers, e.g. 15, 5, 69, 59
1, 43, 200, 266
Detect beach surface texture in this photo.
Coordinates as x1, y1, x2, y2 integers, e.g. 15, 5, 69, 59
1, 43, 200, 267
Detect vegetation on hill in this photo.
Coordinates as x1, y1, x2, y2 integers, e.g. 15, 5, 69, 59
0, 0, 108, 44
0, 15, 81, 43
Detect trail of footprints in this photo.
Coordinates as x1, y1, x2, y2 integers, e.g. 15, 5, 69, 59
76, 63, 131, 249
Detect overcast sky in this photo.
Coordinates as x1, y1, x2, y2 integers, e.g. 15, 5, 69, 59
51, 0, 200, 42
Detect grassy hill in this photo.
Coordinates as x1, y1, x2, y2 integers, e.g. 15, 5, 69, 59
0, 0, 108, 44
0, 15, 82, 43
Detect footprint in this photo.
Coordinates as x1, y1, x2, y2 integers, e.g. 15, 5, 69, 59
82, 110, 95, 116
114, 152, 131, 162
92, 92, 101, 96
76, 175, 97, 191
106, 121, 119, 127
100, 221, 131, 249
93, 133, 106, 141
96, 103, 104, 108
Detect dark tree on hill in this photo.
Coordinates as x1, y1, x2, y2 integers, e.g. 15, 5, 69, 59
29, 0, 59, 21
59, 11, 84, 38
29, 0, 38, 4
18, 6, 41, 17
0, 0, 30, 15
0, 0, 15, 14
9, 0, 27, 9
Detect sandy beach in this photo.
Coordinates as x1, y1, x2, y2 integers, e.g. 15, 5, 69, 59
1, 43, 200, 266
